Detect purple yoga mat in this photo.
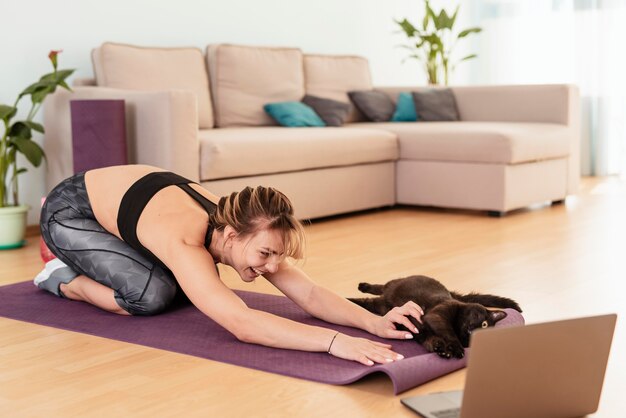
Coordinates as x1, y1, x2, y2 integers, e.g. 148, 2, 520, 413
0, 281, 524, 394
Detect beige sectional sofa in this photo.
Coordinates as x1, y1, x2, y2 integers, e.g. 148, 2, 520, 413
44, 42, 580, 219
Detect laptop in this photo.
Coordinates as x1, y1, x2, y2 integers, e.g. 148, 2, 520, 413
401, 314, 617, 418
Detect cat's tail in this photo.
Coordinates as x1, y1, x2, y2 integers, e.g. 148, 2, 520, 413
451, 292, 522, 312
347, 297, 388, 315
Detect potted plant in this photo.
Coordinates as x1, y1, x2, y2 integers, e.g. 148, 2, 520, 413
0, 50, 74, 249
395, 0, 482, 85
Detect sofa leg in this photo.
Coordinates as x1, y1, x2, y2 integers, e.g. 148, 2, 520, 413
487, 210, 505, 217
551, 199, 566, 205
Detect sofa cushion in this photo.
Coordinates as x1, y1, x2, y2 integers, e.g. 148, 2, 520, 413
391, 92, 418, 122
264, 102, 325, 127
348, 90, 396, 122
198, 127, 398, 181
92, 42, 213, 128
304, 54, 372, 123
302, 95, 351, 127
412, 88, 460, 121
348, 122, 571, 164
207, 44, 305, 128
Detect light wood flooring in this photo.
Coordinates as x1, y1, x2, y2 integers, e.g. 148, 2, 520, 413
1, 177, 625, 417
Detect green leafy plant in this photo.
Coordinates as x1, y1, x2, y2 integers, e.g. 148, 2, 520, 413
0, 50, 74, 207
395, 0, 482, 85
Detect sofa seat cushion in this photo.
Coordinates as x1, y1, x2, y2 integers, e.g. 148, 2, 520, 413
348, 122, 571, 164
92, 42, 214, 129
198, 127, 398, 181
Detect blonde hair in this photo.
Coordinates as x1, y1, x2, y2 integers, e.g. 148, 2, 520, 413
209, 186, 306, 259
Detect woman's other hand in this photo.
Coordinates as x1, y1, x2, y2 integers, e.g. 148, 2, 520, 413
328, 333, 404, 366
370, 301, 424, 339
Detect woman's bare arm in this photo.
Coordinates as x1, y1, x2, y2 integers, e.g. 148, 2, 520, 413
161, 243, 407, 365
265, 260, 423, 339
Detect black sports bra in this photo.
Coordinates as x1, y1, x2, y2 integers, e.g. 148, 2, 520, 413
117, 171, 216, 268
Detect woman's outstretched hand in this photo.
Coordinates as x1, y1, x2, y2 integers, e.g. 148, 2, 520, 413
328, 333, 404, 366
370, 301, 424, 340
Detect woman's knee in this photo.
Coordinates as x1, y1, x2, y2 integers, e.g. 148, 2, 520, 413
122, 270, 178, 316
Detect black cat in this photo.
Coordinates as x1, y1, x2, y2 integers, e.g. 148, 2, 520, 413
349, 275, 522, 359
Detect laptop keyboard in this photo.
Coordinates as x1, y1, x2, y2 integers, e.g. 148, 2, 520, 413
431, 408, 461, 418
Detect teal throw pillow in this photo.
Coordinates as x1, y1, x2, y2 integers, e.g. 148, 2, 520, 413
263, 102, 326, 127
391, 92, 418, 122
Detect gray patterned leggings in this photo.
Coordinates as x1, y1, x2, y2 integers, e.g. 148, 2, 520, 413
40, 172, 178, 316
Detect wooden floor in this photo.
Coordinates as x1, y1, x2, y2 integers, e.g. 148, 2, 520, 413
1, 177, 625, 417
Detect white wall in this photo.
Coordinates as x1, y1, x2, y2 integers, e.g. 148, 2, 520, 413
1, 0, 474, 225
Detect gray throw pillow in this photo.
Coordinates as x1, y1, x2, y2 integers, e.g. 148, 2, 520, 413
347, 90, 395, 122
411, 88, 460, 121
301, 95, 351, 127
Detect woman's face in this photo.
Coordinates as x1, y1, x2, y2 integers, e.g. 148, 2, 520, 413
229, 228, 285, 282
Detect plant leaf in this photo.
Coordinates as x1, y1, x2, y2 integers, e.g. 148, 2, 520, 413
401, 53, 423, 64
58, 80, 72, 91
54, 69, 75, 82
422, 33, 443, 49
31, 85, 55, 104
24, 120, 45, 134
422, 8, 429, 30
8, 122, 32, 140
39, 69, 74, 82
396, 18, 418, 37
0, 105, 17, 121
458, 27, 482, 39
458, 54, 478, 62
18, 80, 53, 100
436, 9, 451, 30
7, 147, 16, 165
40, 72, 57, 82
11, 137, 44, 167
425, 1, 437, 26
24, 68, 74, 100
450, 5, 460, 29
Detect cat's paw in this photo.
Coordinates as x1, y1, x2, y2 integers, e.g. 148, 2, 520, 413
431, 337, 465, 359
448, 340, 465, 359
431, 337, 451, 359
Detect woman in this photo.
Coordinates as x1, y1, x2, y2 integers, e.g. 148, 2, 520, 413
36, 165, 423, 366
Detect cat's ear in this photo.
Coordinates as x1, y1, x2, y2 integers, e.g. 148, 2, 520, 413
490, 310, 507, 323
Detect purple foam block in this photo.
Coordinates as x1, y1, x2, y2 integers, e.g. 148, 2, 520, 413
70, 99, 127, 173
0, 281, 524, 394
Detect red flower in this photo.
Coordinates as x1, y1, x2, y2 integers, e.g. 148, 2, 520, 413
48, 50, 63, 70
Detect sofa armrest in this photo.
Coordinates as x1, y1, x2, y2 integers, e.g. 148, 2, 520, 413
43, 86, 200, 192
72, 78, 97, 86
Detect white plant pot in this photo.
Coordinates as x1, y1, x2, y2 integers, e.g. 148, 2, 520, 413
0, 205, 30, 250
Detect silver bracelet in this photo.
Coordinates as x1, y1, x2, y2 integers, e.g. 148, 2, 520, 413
327, 332, 339, 354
